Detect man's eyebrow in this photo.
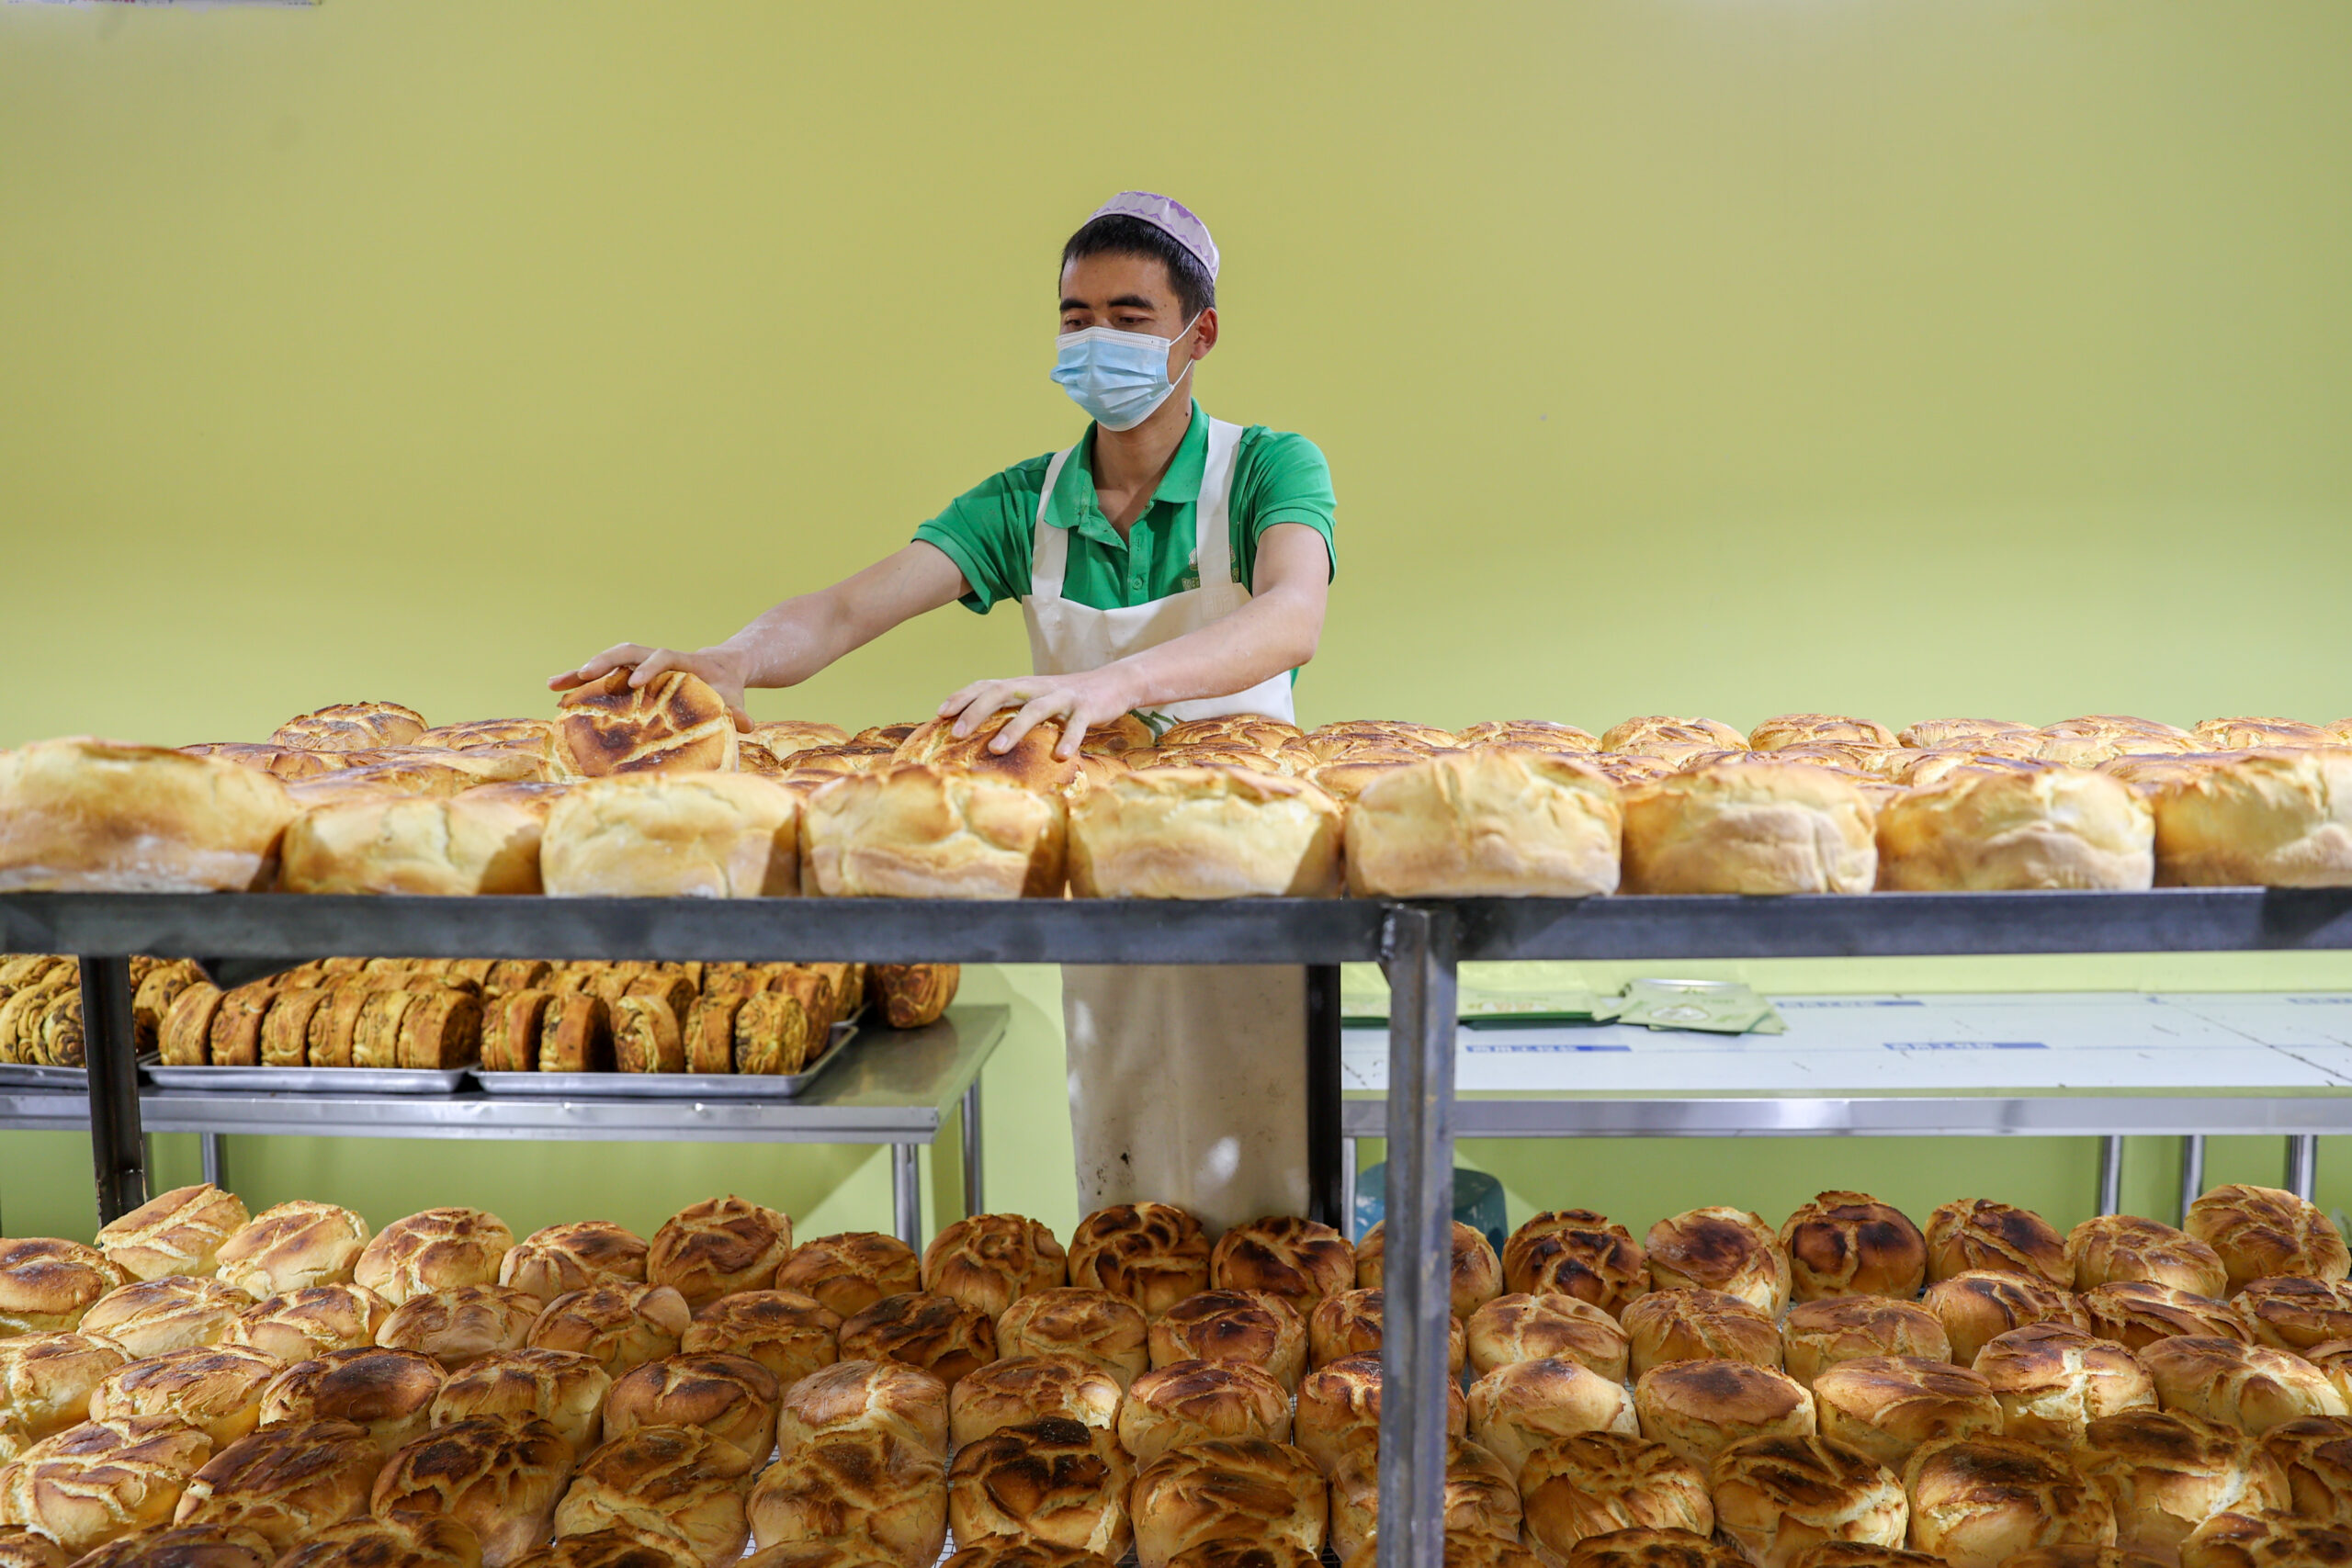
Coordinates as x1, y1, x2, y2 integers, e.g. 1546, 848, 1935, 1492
1058, 295, 1163, 311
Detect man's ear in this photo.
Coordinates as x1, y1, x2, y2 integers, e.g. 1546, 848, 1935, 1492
1190, 307, 1218, 360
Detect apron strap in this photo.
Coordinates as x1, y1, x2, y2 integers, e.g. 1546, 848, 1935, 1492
1028, 444, 1080, 602
1195, 419, 1246, 589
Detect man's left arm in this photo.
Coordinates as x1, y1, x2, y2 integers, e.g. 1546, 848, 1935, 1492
938, 523, 1329, 759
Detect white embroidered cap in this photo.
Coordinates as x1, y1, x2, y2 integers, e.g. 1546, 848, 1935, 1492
1089, 190, 1219, 281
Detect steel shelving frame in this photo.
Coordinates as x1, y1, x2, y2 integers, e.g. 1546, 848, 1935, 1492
6, 886, 2352, 1568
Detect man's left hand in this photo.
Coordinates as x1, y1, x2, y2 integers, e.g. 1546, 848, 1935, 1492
936, 668, 1137, 761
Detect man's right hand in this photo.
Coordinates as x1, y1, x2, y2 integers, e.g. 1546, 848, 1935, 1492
548, 644, 753, 731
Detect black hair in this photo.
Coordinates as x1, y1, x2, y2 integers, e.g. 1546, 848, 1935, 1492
1060, 214, 1216, 321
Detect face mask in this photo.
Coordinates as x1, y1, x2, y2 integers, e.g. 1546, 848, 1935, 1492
1049, 310, 1203, 432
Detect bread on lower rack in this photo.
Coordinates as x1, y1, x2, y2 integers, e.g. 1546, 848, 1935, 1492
1465, 1292, 1629, 1382
1206, 1216, 1352, 1311
682, 1291, 840, 1388
376, 1283, 542, 1370
0, 1237, 130, 1336
356, 1207, 514, 1304
1811, 1355, 2004, 1472
0, 1413, 218, 1555
2182, 1509, 2352, 1568
257, 1346, 443, 1455
277, 1513, 485, 1568
836, 1292, 997, 1388
2076, 1280, 2242, 1353
1066, 1202, 1211, 1320
2064, 1214, 2228, 1298
2074, 1407, 2288, 1560
1354, 1219, 1502, 1322
747, 1424, 944, 1568
0, 739, 297, 893
280, 795, 546, 896
1708, 1430, 1907, 1565
1645, 1207, 1792, 1315
501, 1221, 649, 1304
1877, 763, 2154, 890
1517, 1431, 1714, 1562
78, 1275, 250, 1359
372, 1414, 573, 1567
1921, 1271, 2086, 1366
1464, 1355, 1634, 1477
1128, 1438, 1327, 1568
93, 1183, 249, 1283
1927, 1199, 2072, 1292
1971, 1322, 2155, 1449
1621, 763, 1877, 895
1308, 1287, 1466, 1376
221, 1284, 392, 1362
1781, 1296, 1951, 1390
1502, 1210, 1651, 1318
1146, 1290, 1307, 1393
169, 1417, 381, 1550
947, 1416, 1133, 1559
527, 1284, 693, 1379
0, 1332, 130, 1440
951, 1353, 1125, 1455
1901, 1434, 2120, 1568
1327, 1436, 1519, 1562
90, 1344, 281, 1448
775, 1234, 922, 1322
1343, 750, 1622, 898
2185, 1182, 2352, 1293
1066, 767, 1342, 898
541, 774, 798, 897
552, 1422, 758, 1568
800, 767, 1067, 899
430, 1347, 612, 1460
1780, 1191, 1929, 1303
1621, 1289, 1781, 1379
1633, 1359, 1815, 1471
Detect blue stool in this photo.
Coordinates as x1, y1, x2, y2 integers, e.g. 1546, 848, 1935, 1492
1351, 1163, 1508, 1257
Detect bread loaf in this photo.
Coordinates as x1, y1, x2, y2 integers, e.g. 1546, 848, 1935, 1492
601, 1353, 778, 1461
1878, 765, 2154, 890
1308, 1286, 1467, 1376
78, 1276, 249, 1359
946, 1416, 1132, 1558
1166, 1542, 1317, 1568
373, 1414, 572, 1566
1645, 1208, 1792, 1315
1780, 1193, 1928, 1302
517, 1529, 696, 1568
950, 1354, 1123, 1454
1896, 719, 2030, 750
1811, 1356, 2004, 1472
1927, 1200, 2072, 1291
1112, 1358, 1285, 1464
223, 1284, 391, 1362
541, 774, 797, 897
2233, 1276, 2352, 1355
0, 739, 296, 893
1634, 1360, 1815, 1471
2141, 1334, 2349, 1433
1620, 763, 1876, 894
2149, 748, 2352, 886
744, 1424, 943, 1568
271, 703, 428, 752
0, 1413, 216, 1555
775, 1234, 920, 1321
1147, 1290, 1306, 1392
0, 1525, 68, 1568
501, 1222, 648, 1305
1066, 767, 1342, 898
681, 1291, 838, 1387
89, 1345, 280, 1447
1971, 1322, 2155, 1447
1129, 1438, 1325, 1568
376, 1283, 541, 1369
95, 1183, 250, 1282
215, 1200, 371, 1298
58, 1523, 275, 1568
256, 1345, 443, 1455
1207, 1216, 1352, 1310
0, 1239, 128, 1336
1066, 1204, 1211, 1319
0, 1333, 129, 1441
801, 766, 1066, 897
1707, 1431, 1907, 1566
552, 1423, 756, 1568
2181, 1509, 2352, 1567
430, 1347, 610, 1460
775, 1359, 947, 1459
2067, 1214, 2230, 1298
641, 1197, 791, 1311
889, 710, 1082, 793
1902, 1435, 2119, 1568
1353, 1219, 1502, 1322
527, 1284, 692, 1378
2075, 1408, 2289, 1560
415, 716, 559, 757
2186, 1184, 2352, 1292
1782, 1297, 1950, 1391
169, 1417, 379, 1548
1924, 1271, 2086, 1365
2258, 1413, 2352, 1525
1344, 750, 1621, 897
1464, 1356, 1632, 1477
1465, 1292, 1629, 1382
995, 1288, 1148, 1385
1602, 717, 1748, 757
281, 795, 545, 895
553, 671, 738, 778
1623, 1289, 1782, 1378
1456, 720, 1600, 753
356, 1208, 514, 1305
1504, 1212, 1651, 1318
836, 1292, 996, 1387
920, 1213, 1067, 1325
277, 1513, 485, 1568
1328, 1437, 1519, 1562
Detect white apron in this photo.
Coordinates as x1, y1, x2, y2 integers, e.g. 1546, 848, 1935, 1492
1023, 417, 1307, 1236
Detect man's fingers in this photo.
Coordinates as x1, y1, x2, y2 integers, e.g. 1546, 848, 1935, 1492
995, 692, 1071, 754
548, 644, 650, 690
729, 706, 752, 734
952, 683, 1025, 738
628, 650, 686, 689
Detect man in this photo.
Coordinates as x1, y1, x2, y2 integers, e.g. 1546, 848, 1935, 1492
552, 192, 1336, 1232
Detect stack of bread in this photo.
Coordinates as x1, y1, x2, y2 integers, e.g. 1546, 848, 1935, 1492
8, 688, 2349, 900
12, 1179, 2346, 1566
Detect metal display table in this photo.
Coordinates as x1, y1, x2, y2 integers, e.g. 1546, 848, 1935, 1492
6, 886, 2352, 1568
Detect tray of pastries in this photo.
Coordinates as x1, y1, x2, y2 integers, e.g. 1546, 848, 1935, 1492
0, 953, 187, 1087
474, 1018, 858, 1100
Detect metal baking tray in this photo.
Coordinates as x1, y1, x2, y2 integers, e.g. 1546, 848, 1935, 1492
0, 1054, 157, 1089
473, 1021, 858, 1100
142, 1065, 473, 1095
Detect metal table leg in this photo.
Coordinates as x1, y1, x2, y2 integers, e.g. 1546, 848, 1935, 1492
891, 1144, 923, 1249
78, 955, 146, 1224
2287, 1134, 2319, 1202
959, 1076, 984, 1218
2098, 1135, 2123, 1216
1306, 964, 1345, 1231
2178, 1134, 2206, 1224
1376, 905, 1458, 1568
200, 1134, 225, 1190
1340, 1136, 1360, 1242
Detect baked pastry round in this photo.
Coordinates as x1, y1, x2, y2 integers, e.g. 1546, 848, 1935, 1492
0, 1412, 217, 1555
526, 1283, 694, 1378
744, 1423, 944, 1565
1602, 716, 1749, 758
552, 670, 737, 778
1465, 1292, 1631, 1382
1556, 1527, 1746, 1567
0, 1332, 130, 1440
2306, 1340, 2352, 1409
1117, 1359, 1288, 1465
2082, 1280, 2249, 1352
775, 1359, 949, 1459
1147, 1290, 1307, 1392
169, 1417, 379, 1549
272, 702, 428, 752
601, 1352, 779, 1461
1622, 1288, 1782, 1379
1344, 750, 1621, 897
0, 1239, 134, 1337
374, 1414, 571, 1566
1066, 1204, 1212, 1320
1456, 720, 1600, 754
278, 1513, 485, 1568
1644, 1208, 1791, 1315
1354, 1220, 1503, 1321
1465, 1355, 1635, 1478
992, 1287, 1148, 1386
1927, 1200, 2072, 1291
0, 1525, 73, 1568
2258, 1413, 2352, 1525
1307, 1286, 1466, 1375
800, 765, 1066, 899
1129, 1437, 1326, 1568
78, 1276, 251, 1360
680, 1291, 838, 1387
1519, 1431, 1713, 1561
645, 1198, 792, 1312
90, 1345, 280, 1447
2151, 748, 2352, 887
518, 1531, 695, 1568
501, 1223, 649, 1305
1205, 1217, 1353, 1310
2075, 1408, 2288, 1560
59, 1523, 275, 1568
257, 1344, 442, 1457
1298, 1351, 1472, 1475
952, 1354, 1124, 1454
1751, 715, 1899, 751
836, 1292, 995, 1387
1327, 1435, 1519, 1562
1896, 719, 2030, 750
774, 1234, 922, 1322
1634, 1360, 1815, 1471
355, 1209, 514, 1306
1812, 1356, 2004, 1472
2141, 1334, 2349, 1434
1781, 1297, 1951, 1391
213, 1201, 371, 1297
223, 1284, 390, 1362
1879, 764, 2155, 891
95, 1183, 251, 1282
1163, 1543, 1316, 1568
2181, 1509, 2352, 1568
1923, 1270, 2087, 1365
552, 1423, 757, 1567
2233, 1276, 2352, 1354
430, 1347, 610, 1459
2067, 1215, 2230, 1298
376, 1283, 542, 1370
2188, 1185, 2352, 1293
1780, 1193, 1928, 1302
1620, 763, 1877, 895
919, 1214, 1067, 1325
1066, 766, 1342, 898
947, 1416, 1134, 1558
1708, 1430, 1907, 1565
1783, 1547, 1944, 1568
1502, 1212, 1650, 1318
1973, 1322, 2157, 1447
1902, 1434, 2120, 1568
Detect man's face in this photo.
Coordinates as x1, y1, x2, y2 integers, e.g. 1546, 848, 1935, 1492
1058, 252, 1213, 383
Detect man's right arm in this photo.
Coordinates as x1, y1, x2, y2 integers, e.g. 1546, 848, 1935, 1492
547, 542, 970, 728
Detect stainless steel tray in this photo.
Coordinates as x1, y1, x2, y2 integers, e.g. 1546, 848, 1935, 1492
474, 1021, 858, 1100
0, 1054, 157, 1089
142, 1065, 473, 1095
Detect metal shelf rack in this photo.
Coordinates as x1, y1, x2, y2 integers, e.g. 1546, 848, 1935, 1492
5, 886, 2352, 1568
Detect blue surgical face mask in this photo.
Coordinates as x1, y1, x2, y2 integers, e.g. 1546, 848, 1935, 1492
1048, 310, 1204, 432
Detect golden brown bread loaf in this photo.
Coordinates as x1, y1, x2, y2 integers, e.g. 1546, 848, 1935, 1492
2193, 716, 2341, 750
600, 1353, 777, 1461
222, 1283, 391, 1362
745, 1426, 944, 1567
1902, 1434, 2119, 1568
526, 1283, 693, 1378
1464, 1355, 1633, 1477
1780, 1193, 1929, 1303
681, 1291, 838, 1388
1973, 1322, 2156, 1446
1619, 763, 1877, 895
1896, 719, 2030, 750
1465, 1292, 1629, 1382
2259, 1413, 2352, 1525
995, 1288, 1148, 1385
800, 767, 1066, 898
480, 991, 555, 1076
1167, 1543, 1318, 1568
2074, 1408, 2289, 1560
0, 1239, 130, 1336
1622, 1289, 1782, 1378
88, 1345, 281, 1447
1308, 1286, 1467, 1375
2235, 1276, 2352, 1354
2187, 1183, 2352, 1293
1548, 1526, 1745, 1567
517, 1529, 696, 1568
1297, 1352, 1454, 1475
278, 1512, 486, 1568
1065, 1203, 1211, 1319
744, 721, 853, 762
1927, 1199, 2073, 1291
1504, 1212, 1651, 1318
373, 1414, 572, 1567
1602, 717, 1749, 756
0, 1525, 69, 1568
1128, 1437, 1325, 1568
1353, 1220, 1503, 1321
552, 1424, 756, 1567
280, 795, 546, 896
553, 671, 738, 778
168, 1417, 379, 1548
0, 1413, 217, 1555
835, 1292, 996, 1387
95, 1184, 250, 1282
1518, 1432, 1713, 1564
76, 1279, 243, 1368
2150, 748, 2352, 886
500, 1222, 649, 1305
1114, 1358, 1287, 1464
540, 774, 797, 897
1147, 1289, 1307, 1392
889, 710, 1083, 793
59, 1522, 276, 1568
0, 1333, 130, 1440
1327, 1436, 1520, 1562
2181, 1508, 2352, 1567
774, 1359, 948, 1459
355, 1208, 514, 1306
182, 741, 345, 781
644, 1197, 791, 1311
1706, 1430, 1907, 1566
950, 1354, 1123, 1454
863, 964, 957, 1031
0, 739, 297, 893
1923, 1270, 2087, 1365
946, 1416, 1132, 1558
2068, 1214, 2231, 1298
1811, 1355, 2004, 1471
1206, 1216, 1352, 1310
2140, 1334, 2350, 1434
2082, 1280, 2249, 1353
1157, 716, 1303, 754
214, 1200, 371, 1297
429, 1347, 610, 1460
1634, 1360, 1815, 1471
920, 1213, 1068, 1325
774, 1234, 920, 1321
414, 717, 560, 757
1344, 750, 1622, 897
1781, 1297, 1950, 1391
375, 1283, 543, 1369
272, 703, 429, 752
1784, 1548, 1947, 1568
256, 1345, 443, 1455
1455, 720, 1600, 753
1749, 716, 1899, 751
1644, 1208, 1792, 1315
1877, 764, 2155, 890
1065, 767, 1342, 897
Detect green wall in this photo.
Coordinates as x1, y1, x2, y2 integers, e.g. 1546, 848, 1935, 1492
3, 2, 2347, 1246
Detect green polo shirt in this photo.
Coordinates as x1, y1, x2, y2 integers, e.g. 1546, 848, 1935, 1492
913, 402, 1336, 615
